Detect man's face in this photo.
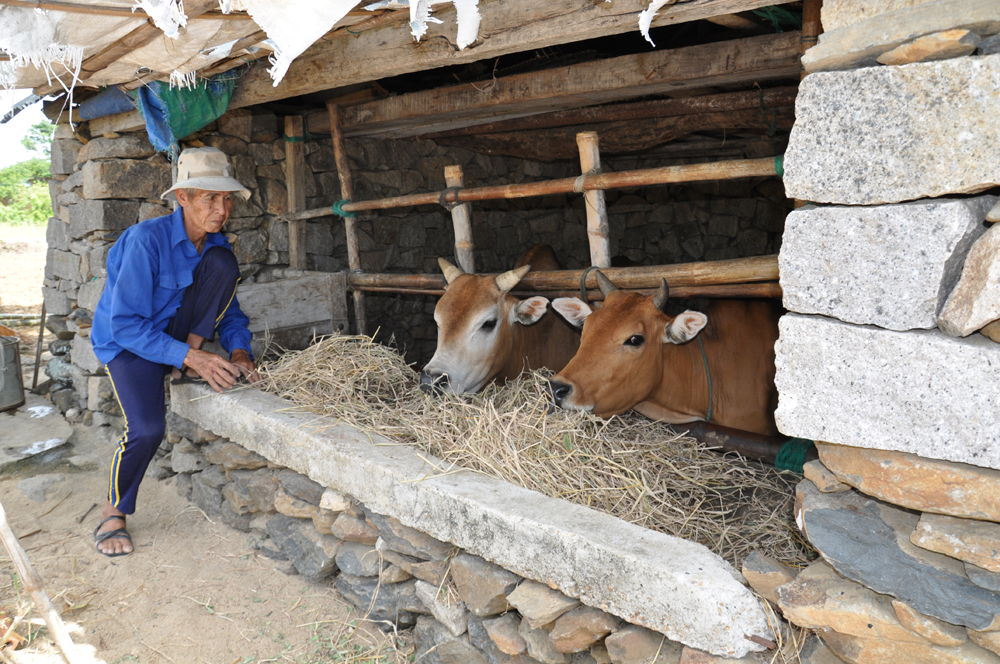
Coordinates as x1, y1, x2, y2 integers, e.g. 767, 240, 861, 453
177, 189, 234, 237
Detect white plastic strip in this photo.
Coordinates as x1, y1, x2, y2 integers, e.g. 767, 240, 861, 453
134, 0, 188, 39
638, 0, 677, 46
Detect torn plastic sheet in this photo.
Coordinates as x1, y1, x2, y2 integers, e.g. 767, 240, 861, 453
0, 7, 83, 91
374, 0, 479, 49
133, 0, 187, 39
452, 0, 480, 49
638, 0, 677, 46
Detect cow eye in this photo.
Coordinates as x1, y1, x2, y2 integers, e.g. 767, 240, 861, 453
481, 319, 497, 331
624, 334, 644, 347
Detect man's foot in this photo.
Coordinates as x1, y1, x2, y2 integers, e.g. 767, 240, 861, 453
94, 505, 133, 556
170, 366, 205, 385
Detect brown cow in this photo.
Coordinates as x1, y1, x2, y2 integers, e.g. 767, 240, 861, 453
419, 245, 581, 394
548, 272, 781, 436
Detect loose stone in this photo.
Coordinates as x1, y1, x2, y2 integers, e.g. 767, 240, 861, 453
277, 469, 325, 506
969, 629, 1000, 657
414, 615, 489, 664
330, 512, 380, 544
939, 223, 1000, 338
818, 628, 1000, 664
451, 553, 520, 617
968, 564, 1000, 593
266, 514, 341, 583
876, 29, 980, 66
604, 624, 682, 664
912, 512, 1000, 573
802, 460, 850, 493
320, 487, 354, 511
549, 606, 619, 653
467, 615, 538, 664
415, 580, 470, 637
364, 510, 453, 560
507, 581, 580, 629
335, 542, 381, 577
336, 575, 423, 629
483, 613, 528, 655
378, 546, 449, 585
740, 551, 797, 604
892, 600, 968, 647
273, 486, 320, 520
518, 618, 570, 664
678, 646, 755, 663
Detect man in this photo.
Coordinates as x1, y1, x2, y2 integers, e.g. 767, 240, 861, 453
90, 147, 257, 557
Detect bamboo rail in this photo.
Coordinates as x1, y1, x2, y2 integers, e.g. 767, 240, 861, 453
283, 156, 784, 222
577, 132, 610, 269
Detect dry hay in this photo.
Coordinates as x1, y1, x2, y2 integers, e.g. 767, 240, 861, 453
258, 334, 814, 569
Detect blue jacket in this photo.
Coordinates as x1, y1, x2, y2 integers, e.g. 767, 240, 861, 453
90, 208, 252, 368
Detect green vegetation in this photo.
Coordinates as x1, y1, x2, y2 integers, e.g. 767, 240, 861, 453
1, 120, 55, 226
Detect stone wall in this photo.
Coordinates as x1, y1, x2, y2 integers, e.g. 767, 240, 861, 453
761, 4, 1000, 662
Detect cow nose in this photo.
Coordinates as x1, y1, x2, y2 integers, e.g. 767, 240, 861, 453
547, 379, 573, 407
420, 371, 449, 395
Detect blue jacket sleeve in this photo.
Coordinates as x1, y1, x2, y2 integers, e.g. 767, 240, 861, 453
107, 238, 191, 369
216, 290, 253, 359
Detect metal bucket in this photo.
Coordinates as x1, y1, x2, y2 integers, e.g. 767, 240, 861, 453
0, 335, 26, 412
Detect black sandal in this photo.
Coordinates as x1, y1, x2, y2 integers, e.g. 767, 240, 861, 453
170, 368, 207, 386
94, 516, 133, 557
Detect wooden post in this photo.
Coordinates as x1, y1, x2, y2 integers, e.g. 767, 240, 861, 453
576, 132, 611, 269
284, 115, 309, 269
444, 165, 475, 273
0, 500, 83, 664
327, 101, 368, 336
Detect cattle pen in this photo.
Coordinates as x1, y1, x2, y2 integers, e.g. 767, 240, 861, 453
11, 0, 1000, 662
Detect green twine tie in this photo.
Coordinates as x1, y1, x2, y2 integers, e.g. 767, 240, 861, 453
774, 438, 815, 473
774, 155, 784, 177
332, 199, 357, 218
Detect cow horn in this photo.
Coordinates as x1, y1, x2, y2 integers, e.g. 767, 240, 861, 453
595, 270, 618, 297
496, 264, 532, 293
652, 278, 670, 311
438, 257, 465, 285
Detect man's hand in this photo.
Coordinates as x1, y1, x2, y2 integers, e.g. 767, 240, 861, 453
230, 348, 261, 385
182, 348, 242, 393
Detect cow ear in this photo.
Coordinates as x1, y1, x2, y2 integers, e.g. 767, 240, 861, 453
552, 298, 592, 328
664, 311, 707, 344
514, 297, 549, 326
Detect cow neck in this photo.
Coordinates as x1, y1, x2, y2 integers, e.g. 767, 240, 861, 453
646, 335, 710, 423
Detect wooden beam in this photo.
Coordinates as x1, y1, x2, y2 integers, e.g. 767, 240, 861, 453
704, 13, 768, 34
0, 0, 251, 19
230, 0, 797, 110
307, 31, 800, 139
285, 116, 309, 270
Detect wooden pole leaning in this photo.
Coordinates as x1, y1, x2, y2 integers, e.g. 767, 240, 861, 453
444, 165, 475, 273
284, 116, 309, 269
0, 500, 83, 664
328, 101, 368, 336
576, 132, 610, 269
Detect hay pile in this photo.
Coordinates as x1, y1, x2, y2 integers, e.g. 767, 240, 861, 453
258, 334, 813, 568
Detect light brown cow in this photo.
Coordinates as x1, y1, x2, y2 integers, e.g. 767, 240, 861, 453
420, 245, 581, 394
548, 272, 781, 436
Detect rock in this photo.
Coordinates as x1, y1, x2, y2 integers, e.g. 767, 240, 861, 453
605, 624, 682, 664
43, 288, 72, 316
798, 633, 844, 664
203, 441, 267, 470
969, 564, 1000, 593
784, 54, 1000, 205
45, 356, 73, 382
518, 617, 570, 664
817, 628, 1000, 664
192, 473, 224, 517
796, 480, 1000, 631
740, 552, 797, 604
198, 465, 228, 489
892, 599, 968, 647
507, 581, 580, 629
778, 198, 993, 330
45, 315, 73, 340
274, 486, 320, 520
379, 546, 449, 585
969, 629, 1000, 656
67, 200, 140, 242
171, 448, 209, 474
222, 480, 256, 515
912, 513, 1000, 573
311, 508, 338, 535
981, 34, 1000, 56
175, 472, 193, 499
320, 488, 354, 511
335, 542, 381, 577
364, 510, 453, 560
451, 553, 520, 617
679, 646, 756, 663
335, 575, 422, 628
82, 159, 172, 200
276, 469, 325, 506
218, 108, 253, 142
550, 606, 619, 653
803, 0, 1000, 72
77, 278, 106, 313
415, 580, 470, 636
589, 645, 612, 664
414, 615, 488, 664
50, 139, 83, 175
468, 615, 538, 664
202, 134, 247, 155
381, 564, 412, 584
77, 135, 155, 162
70, 333, 103, 374
802, 460, 851, 493
46, 217, 68, 252
266, 514, 341, 583
483, 613, 528, 655
240, 468, 279, 513
939, 224, 1000, 337
330, 513, 379, 544
774, 315, 1000, 469
983, 320, 1000, 343
219, 501, 252, 532
877, 29, 981, 65
817, 443, 1000, 521
820, 0, 932, 31
48, 249, 81, 282
17, 474, 64, 502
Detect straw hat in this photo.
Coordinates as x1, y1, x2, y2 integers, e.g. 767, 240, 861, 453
161, 147, 251, 202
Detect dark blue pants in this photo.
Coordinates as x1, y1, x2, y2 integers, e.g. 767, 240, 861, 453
104, 246, 239, 514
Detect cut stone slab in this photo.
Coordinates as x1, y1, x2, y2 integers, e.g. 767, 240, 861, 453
266, 514, 341, 583
785, 54, 1000, 205
740, 552, 797, 605
605, 624, 683, 664
0, 394, 72, 471
821, 0, 933, 32
892, 599, 968, 647
818, 628, 1000, 664
969, 564, 1000, 593
877, 28, 981, 65
817, 443, 1000, 521
77, 134, 155, 162
483, 613, 528, 655
778, 198, 993, 330
803, 0, 1000, 72
775, 314, 1000, 469
970, 629, 1000, 656
550, 606, 619, 653
802, 461, 850, 493
82, 159, 172, 200
776, 559, 930, 644
171, 382, 775, 657
912, 513, 1000, 573
519, 618, 570, 664
508, 581, 580, 629
939, 223, 1000, 338
451, 553, 519, 617
67, 200, 139, 241
796, 480, 1000, 631
415, 580, 470, 636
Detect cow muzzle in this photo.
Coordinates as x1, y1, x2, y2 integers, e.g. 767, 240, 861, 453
547, 378, 574, 409
419, 370, 450, 395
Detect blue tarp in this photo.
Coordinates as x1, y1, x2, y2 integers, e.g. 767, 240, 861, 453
135, 75, 236, 152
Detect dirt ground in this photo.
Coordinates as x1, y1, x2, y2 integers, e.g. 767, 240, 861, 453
0, 225, 46, 315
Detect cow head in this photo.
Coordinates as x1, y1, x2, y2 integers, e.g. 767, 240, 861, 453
420, 258, 550, 394
547, 272, 707, 416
